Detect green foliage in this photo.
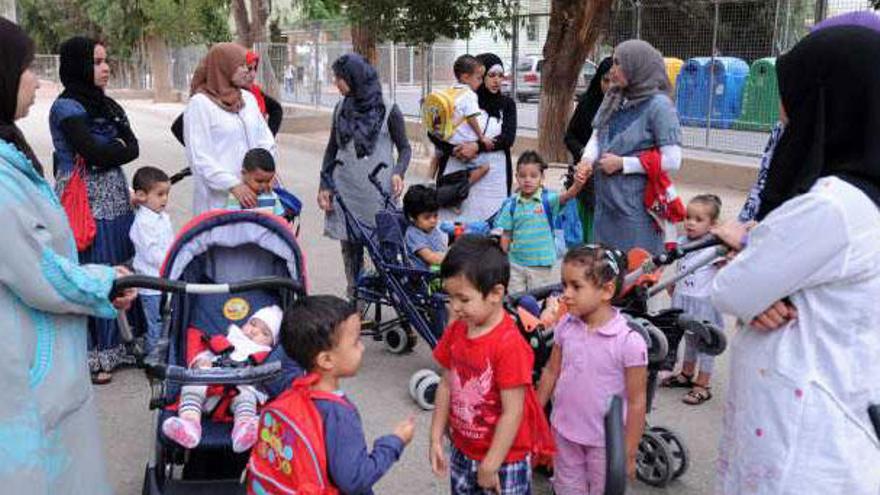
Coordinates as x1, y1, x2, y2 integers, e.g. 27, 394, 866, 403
342, 0, 514, 45
19, 0, 231, 55
18, 0, 99, 52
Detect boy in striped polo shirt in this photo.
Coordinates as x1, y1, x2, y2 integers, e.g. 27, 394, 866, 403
496, 151, 589, 293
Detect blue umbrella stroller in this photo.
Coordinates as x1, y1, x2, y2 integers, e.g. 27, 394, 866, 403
322, 160, 555, 410
115, 210, 307, 495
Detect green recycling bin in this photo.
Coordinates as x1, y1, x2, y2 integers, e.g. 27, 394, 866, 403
735, 58, 780, 132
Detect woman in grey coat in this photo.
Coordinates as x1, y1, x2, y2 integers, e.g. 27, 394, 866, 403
578, 39, 683, 255
317, 53, 411, 302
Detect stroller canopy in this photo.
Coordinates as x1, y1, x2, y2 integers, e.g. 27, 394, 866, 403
161, 210, 306, 288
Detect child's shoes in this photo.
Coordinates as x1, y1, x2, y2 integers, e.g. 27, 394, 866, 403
231, 416, 259, 453
162, 416, 202, 449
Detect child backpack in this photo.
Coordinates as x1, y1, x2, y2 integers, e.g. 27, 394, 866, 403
247, 374, 349, 495
421, 87, 469, 141
507, 190, 567, 257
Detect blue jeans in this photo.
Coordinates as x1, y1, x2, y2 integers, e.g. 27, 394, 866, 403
140, 294, 162, 355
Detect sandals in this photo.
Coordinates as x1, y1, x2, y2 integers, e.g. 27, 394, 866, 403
682, 386, 712, 405
91, 371, 113, 385
660, 373, 693, 389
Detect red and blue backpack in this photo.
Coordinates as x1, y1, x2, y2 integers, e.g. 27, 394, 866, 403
247, 373, 349, 495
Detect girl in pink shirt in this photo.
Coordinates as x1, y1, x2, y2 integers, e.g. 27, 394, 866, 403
537, 245, 648, 495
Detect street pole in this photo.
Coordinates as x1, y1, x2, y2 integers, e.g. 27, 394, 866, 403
705, 0, 720, 148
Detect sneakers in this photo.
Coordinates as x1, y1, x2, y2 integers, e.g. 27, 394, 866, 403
162, 416, 202, 449
231, 416, 259, 453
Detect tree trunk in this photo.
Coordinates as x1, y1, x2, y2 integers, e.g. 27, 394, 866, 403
249, 0, 270, 45
232, 0, 253, 47
539, 0, 613, 162
351, 21, 378, 65
146, 34, 176, 102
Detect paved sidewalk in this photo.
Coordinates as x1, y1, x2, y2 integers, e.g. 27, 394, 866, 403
18, 92, 746, 494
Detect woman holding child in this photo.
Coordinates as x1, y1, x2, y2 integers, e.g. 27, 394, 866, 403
578, 40, 682, 255
318, 53, 412, 303
50, 35, 141, 383
0, 19, 136, 493
184, 42, 276, 215
437, 52, 518, 223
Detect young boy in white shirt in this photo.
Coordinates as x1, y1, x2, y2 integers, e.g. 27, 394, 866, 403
129, 166, 175, 355
431, 55, 493, 196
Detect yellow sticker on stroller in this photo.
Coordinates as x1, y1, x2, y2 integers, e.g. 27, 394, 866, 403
223, 297, 250, 321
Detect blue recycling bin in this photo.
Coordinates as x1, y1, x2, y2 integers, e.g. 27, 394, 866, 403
676, 57, 749, 129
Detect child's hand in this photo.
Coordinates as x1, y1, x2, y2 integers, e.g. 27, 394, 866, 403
573, 162, 592, 185
481, 137, 495, 151
477, 462, 501, 493
194, 358, 213, 369
429, 439, 448, 477
393, 415, 416, 445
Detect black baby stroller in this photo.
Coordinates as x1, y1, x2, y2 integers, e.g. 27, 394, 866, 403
322, 160, 554, 410
606, 238, 729, 488
114, 210, 307, 495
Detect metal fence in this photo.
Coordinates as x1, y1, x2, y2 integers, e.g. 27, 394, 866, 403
247, 0, 873, 157
33, 0, 875, 157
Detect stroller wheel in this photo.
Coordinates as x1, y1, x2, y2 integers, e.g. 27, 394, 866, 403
679, 317, 727, 356
649, 426, 690, 480
414, 373, 441, 410
384, 326, 416, 354
409, 369, 437, 399
636, 430, 674, 487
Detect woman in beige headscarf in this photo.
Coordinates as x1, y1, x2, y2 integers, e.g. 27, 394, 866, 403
183, 42, 276, 214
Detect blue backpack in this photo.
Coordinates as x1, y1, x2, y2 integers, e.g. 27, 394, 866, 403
507, 190, 582, 257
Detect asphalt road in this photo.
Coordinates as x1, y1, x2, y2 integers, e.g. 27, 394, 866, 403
19, 90, 748, 495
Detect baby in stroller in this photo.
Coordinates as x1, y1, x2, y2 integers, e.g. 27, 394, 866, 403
162, 304, 284, 453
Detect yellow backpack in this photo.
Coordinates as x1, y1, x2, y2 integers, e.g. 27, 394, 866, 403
421, 87, 469, 141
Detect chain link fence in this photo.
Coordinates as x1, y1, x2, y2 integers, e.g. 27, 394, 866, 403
250, 0, 871, 157
32, 0, 874, 157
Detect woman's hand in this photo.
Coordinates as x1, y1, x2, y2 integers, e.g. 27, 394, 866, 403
391, 174, 404, 198
111, 266, 137, 310
231, 184, 258, 209
453, 142, 479, 161
711, 221, 756, 252
317, 189, 333, 212
573, 162, 592, 186
598, 153, 624, 175
751, 300, 798, 331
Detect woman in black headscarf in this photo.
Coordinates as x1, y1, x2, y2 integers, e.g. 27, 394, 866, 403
435, 52, 517, 222
49, 36, 140, 384
563, 57, 612, 243
0, 19, 135, 493
317, 53, 412, 304
710, 25, 880, 493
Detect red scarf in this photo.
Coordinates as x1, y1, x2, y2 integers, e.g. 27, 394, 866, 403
246, 50, 268, 116
640, 147, 686, 249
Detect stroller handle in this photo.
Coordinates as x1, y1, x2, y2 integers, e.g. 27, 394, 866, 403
111, 275, 303, 298
149, 361, 283, 385
604, 394, 627, 495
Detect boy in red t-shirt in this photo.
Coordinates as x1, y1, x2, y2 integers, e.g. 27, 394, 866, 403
430, 235, 537, 494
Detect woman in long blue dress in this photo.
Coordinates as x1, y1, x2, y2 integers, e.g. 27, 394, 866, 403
50, 37, 140, 383
0, 19, 136, 493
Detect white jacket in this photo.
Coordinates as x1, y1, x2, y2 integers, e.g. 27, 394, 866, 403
712, 176, 880, 494
184, 91, 276, 215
